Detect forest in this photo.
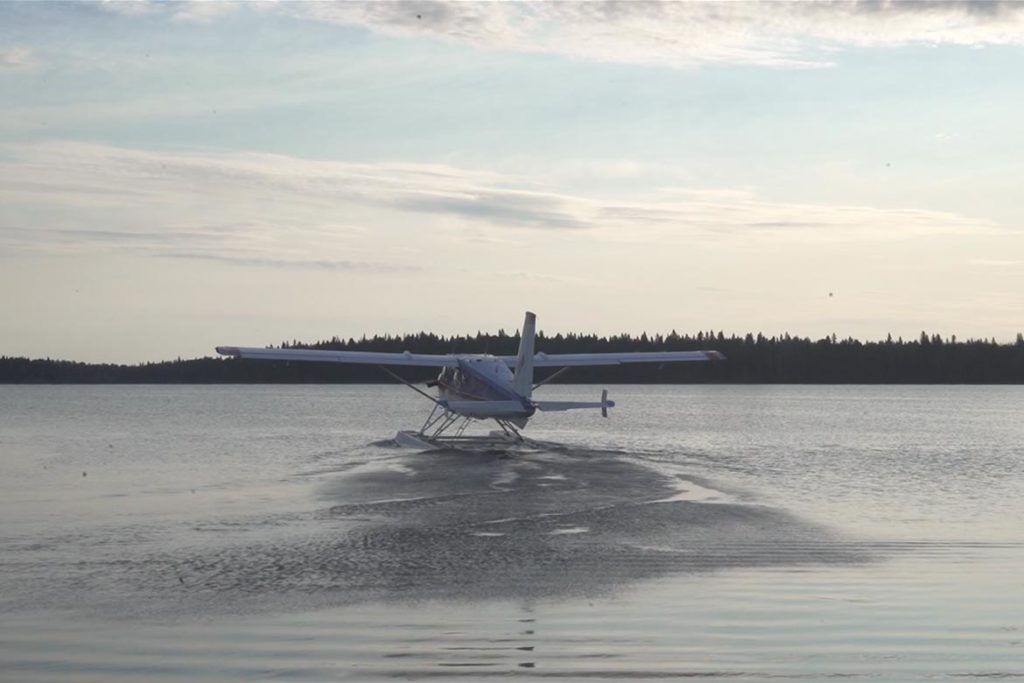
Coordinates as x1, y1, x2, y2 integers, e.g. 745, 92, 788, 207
3, 329, 1024, 384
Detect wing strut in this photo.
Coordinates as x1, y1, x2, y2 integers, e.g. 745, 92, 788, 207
532, 366, 571, 390
376, 366, 443, 406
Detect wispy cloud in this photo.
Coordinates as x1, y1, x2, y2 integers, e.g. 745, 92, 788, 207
393, 188, 590, 230
288, 1, 1024, 69
0, 46, 34, 70
168, 0, 242, 23
969, 258, 1021, 267
0, 222, 416, 273
98, 0, 242, 22
86, 1, 1024, 69
0, 141, 997, 262
158, 251, 421, 272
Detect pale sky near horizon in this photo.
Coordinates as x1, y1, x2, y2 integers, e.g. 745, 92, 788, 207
2, 1, 1023, 363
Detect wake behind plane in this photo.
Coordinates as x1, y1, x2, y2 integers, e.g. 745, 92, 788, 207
217, 312, 725, 449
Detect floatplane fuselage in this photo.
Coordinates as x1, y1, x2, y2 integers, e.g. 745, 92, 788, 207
217, 312, 724, 448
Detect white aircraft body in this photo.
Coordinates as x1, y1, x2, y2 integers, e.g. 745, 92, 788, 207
217, 312, 724, 448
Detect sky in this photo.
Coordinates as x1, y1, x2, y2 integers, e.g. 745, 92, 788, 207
2, 1, 1023, 363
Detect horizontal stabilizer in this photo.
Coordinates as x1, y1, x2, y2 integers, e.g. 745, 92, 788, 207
534, 398, 616, 413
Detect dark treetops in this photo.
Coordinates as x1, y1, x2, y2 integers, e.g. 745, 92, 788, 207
4, 330, 1024, 384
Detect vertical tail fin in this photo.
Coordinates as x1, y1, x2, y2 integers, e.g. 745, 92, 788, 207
512, 311, 536, 398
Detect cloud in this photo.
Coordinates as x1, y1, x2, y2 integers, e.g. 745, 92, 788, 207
0, 46, 34, 70
0, 141, 998, 271
0, 225, 213, 248
0, 223, 417, 273
0, 141, 579, 232
168, 1, 241, 23
83, 1, 1024, 68
393, 188, 590, 230
288, 1, 1024, 68
592, 197, 990, 243
969, 258, 1021, 267
158, 251, 421, 272
98, 0, 241, 23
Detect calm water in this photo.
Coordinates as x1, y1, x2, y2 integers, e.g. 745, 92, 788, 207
1, 385, 1022, 681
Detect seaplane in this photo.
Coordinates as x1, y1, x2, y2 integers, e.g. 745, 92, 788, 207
217, 312, 724, 450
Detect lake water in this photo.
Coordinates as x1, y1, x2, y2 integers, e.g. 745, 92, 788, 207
1, 385, 1023, 681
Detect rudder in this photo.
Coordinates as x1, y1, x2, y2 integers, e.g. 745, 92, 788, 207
512, 311, 536, 398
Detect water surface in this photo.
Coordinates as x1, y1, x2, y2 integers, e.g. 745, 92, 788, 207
1, 385, 1022, 680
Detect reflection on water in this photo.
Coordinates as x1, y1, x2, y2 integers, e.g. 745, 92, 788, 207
161, 449, 868, 609
4, 548, 1023, 681
1, 385, 1023, 681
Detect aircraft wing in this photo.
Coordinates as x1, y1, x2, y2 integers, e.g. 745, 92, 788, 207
499, 350, 725, 367
215, 346, 458, 367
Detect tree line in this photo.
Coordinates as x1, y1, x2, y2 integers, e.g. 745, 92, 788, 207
3, 330, 1024, 383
